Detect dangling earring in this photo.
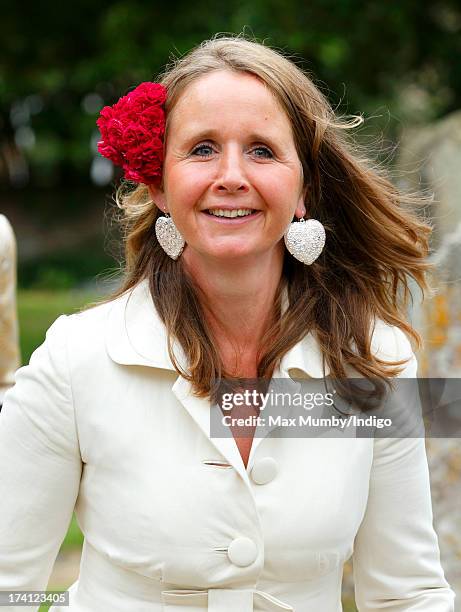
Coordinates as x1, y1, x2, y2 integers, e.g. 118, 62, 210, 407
284, 216, 325, 265
155, 208, 185, 260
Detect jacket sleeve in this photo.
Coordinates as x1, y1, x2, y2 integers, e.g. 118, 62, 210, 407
352, 349, 456, 610
0, 314, 82, 605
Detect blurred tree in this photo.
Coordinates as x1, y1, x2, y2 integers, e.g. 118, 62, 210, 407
0, 0, 459, 193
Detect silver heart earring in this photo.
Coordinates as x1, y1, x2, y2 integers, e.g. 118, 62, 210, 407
284, 216, 326, 265
155, 208, 185, 260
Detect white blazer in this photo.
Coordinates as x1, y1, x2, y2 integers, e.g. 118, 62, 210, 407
0, 278, 455, 611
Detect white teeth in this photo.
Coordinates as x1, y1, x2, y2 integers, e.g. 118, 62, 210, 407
208, 208, 254, 217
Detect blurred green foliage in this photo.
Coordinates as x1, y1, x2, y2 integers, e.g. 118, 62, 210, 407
1, 0, 460, 195
17, 288, 100, 363
2, 1, 459, 291
18, 237, 117, 291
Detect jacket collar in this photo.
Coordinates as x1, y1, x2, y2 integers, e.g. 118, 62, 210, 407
105, 277, 329, 486
105, 277, 330, 379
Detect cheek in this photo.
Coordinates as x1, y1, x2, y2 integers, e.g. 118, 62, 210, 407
259, 181, 298, 220
258, 167, 300, 202
166, 165, 207, 207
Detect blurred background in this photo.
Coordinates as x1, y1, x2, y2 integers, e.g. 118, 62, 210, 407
1, 1, 460, 610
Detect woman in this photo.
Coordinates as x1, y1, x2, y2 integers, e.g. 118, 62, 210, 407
0, 35, 455, 611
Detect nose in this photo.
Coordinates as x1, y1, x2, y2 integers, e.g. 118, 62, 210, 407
213, 145, 250, 194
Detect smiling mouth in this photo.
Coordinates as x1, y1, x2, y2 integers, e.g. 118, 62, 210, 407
204, 208, 259, 219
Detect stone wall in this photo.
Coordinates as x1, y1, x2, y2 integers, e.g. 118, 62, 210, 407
398, 111, 461, 599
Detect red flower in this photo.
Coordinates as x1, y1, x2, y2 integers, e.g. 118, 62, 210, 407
96, 82, 167, 185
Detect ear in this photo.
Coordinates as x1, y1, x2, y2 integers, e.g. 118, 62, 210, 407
294, 184, 308, 219
148, 184, 168, 214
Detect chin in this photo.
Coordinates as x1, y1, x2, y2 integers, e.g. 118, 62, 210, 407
198, 240, 253, 257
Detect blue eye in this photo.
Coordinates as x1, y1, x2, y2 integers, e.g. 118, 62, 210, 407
191, 144, 214, 157
190, 143, 274, 159
253, 146, 273, 159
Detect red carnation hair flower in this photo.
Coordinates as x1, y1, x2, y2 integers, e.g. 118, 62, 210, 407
96, 82, 167, 185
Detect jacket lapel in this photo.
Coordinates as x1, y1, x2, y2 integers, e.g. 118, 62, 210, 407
171, 374, 253, 487
105, 277, 185, 370
105, 278, 330, 480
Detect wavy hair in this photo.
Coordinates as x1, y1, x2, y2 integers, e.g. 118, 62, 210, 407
91, 33, 433, 400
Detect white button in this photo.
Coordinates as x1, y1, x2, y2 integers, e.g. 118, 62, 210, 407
251, 457, 278, 485
227, 537, 258, 567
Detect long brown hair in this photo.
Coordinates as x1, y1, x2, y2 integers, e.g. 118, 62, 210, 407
89, 33, 433, 399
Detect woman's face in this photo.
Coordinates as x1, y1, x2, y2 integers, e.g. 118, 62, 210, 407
149, 69, 307, 264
